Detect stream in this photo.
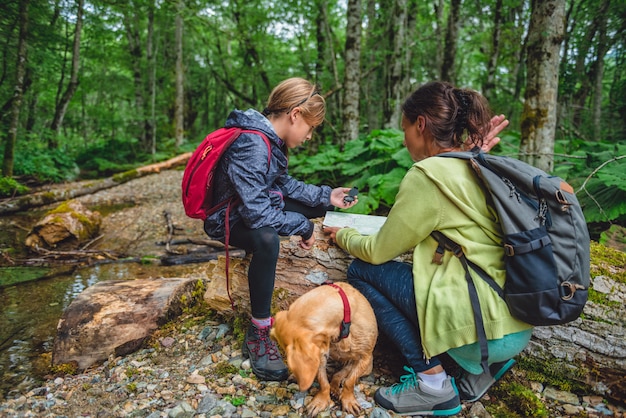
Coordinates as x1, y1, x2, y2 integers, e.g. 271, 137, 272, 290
0, 262, 202, 400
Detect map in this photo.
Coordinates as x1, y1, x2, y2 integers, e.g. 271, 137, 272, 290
322, 211, 387, 235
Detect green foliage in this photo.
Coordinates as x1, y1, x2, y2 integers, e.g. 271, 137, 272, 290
291, 129, 412, 214
8, 138, 79, 183
292, 129, 626, 230
552, 142, 626, 224
0, 176, 29, 198
224, 395, 247, 407
75, 137, 147, 178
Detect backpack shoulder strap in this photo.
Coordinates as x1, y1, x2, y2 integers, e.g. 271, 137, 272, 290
430, 231, 505, 374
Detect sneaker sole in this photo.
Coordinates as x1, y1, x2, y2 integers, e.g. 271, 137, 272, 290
395, 405, 462, 416
461, 358, 516, 402
375, 390, 462, 416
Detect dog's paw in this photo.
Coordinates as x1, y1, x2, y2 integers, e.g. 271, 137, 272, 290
306, 395, 332, 416
340, 393, 361, 416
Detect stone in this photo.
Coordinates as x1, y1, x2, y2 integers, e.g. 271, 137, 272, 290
52, 277, 200, 370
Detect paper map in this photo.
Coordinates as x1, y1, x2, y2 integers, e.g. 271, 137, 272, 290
323, 211, 387, 235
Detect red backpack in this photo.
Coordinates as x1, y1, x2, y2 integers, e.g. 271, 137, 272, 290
181, 127, 271, 310
181, 127, 271, 220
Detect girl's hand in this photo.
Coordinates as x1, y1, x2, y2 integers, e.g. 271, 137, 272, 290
322, 225, 342, 242
331, 187, 358, 208
300, 234, 316, 250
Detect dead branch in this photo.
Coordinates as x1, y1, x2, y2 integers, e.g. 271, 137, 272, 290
0, 153, 192, 216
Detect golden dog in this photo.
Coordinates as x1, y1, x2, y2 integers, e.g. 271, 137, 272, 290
271, 282, 378, 416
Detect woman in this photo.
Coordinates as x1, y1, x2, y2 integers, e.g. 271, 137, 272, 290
204, 77, 358, 381
324, 81, 532, 416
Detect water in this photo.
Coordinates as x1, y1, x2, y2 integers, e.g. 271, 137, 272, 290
0, 262, 202, 400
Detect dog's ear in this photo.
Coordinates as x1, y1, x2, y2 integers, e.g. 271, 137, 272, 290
270, 311, 288, 347
287, 338, 322, 391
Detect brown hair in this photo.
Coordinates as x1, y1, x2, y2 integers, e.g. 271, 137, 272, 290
262, 78, 325, 127
401, 81, 492, 149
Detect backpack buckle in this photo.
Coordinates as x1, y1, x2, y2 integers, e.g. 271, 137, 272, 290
504, 244, 515, 256
561, 281, 583, 300
432, 244, 445, 265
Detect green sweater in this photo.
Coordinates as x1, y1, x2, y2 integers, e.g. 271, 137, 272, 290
336, 157, 532, 362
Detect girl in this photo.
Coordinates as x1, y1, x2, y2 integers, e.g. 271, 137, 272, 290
324, 81, 532, 415
204, 77, 357, 381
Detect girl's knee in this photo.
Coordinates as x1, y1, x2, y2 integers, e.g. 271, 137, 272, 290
254, 228, 280, 256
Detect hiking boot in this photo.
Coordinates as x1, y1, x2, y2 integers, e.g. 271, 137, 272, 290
374, 366, 461, 416
242, 322, 288, 381
457, 358, 516, 402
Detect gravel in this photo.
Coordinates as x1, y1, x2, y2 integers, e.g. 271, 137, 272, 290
0, 170, 623, 418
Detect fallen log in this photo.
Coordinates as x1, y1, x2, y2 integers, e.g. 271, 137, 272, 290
0, 152, 192, 216
201, 222, 626, 406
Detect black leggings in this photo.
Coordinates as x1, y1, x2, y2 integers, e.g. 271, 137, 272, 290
228, 198, 330, 318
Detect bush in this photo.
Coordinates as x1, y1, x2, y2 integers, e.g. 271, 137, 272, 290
0, 176, 29, 198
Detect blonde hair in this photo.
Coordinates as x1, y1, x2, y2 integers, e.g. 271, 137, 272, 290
262, 78, 325, 127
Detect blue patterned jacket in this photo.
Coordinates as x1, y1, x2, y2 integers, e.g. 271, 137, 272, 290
203, 109, 332, 241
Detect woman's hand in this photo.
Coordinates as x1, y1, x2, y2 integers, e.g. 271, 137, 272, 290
330, 187, 358, 209
466, 114, 509, 152
322, 225, 342, 242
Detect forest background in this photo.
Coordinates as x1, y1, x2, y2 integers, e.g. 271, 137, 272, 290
0, 0, 625, 245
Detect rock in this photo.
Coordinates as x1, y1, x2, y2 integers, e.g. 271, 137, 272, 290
25, 200, 101, 249
52, 277, 200, 370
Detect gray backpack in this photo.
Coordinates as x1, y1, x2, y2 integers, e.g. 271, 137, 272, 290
431, 150, 590, 372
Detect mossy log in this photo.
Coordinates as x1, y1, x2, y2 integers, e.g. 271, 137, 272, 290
0, 152, 191, 216
25, 200, 101, 249
203, 222, 626, 405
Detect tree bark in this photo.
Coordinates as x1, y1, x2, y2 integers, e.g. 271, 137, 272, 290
519, 0, 565, 172
341, 0, 362, 144
440, 0, 461, 83
174, 0, 184, 148
0, 152, 191, 215
383, 0, 409, 129
592, 1, 610, 142
2, 0, 29, 177
147, 0, 157, 155
49, 0, 83, 138
123, 7, 148, 151
483, 0, 503, 101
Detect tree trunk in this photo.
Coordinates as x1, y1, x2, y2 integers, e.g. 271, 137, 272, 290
483, 0, 503, 101
49, 0, 83, 139
2, 0, 29, 177
341, 0, 362, 144
519, 0, 565, 172
123, 9, 147, 151
434, 0, 444, 77
592, 1, 610, 142
383, 0, 408, 129
174, 0, 185, 148
441, 0, 461, 83
0, 153, 191, 215
147, 0, 157, 155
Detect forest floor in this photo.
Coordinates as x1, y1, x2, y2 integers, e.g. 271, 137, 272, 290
0, 169, 624, 417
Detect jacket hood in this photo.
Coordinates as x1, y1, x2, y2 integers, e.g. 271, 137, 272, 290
224, 109, 283, 147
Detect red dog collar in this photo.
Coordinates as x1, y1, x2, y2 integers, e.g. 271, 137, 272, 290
324, 282, 351, 338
